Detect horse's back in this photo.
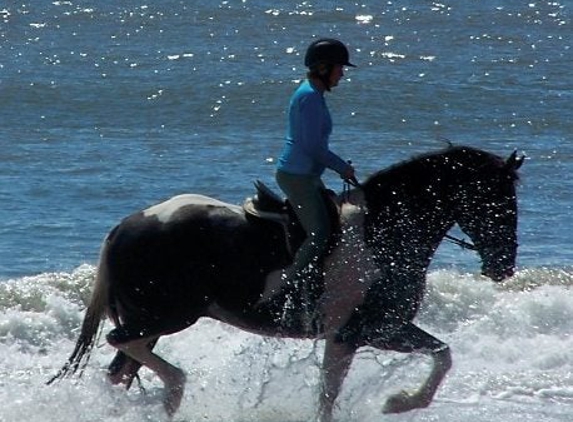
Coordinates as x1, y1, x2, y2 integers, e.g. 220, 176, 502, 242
142, 194, 243, 225
100, 194, 254, 329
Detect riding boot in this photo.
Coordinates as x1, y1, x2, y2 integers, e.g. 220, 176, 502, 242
256, 263, 305, 308
257, 269, 288, 304
301, 266, 325, 335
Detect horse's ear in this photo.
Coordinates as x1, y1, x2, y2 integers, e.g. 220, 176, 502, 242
505, 150, 524, 171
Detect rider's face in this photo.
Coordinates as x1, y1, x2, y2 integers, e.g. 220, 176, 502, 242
329, 65, 344, 88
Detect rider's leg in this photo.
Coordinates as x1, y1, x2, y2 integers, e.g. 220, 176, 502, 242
259, 171, 331, 301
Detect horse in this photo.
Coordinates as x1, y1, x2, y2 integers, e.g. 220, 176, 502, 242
49, 145, 523, 421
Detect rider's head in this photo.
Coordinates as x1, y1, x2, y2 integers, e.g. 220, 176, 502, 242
305, 38, 356, 91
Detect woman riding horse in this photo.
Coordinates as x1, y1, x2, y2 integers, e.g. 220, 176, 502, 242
260, 38, 357, 304
49, 145, 522, 422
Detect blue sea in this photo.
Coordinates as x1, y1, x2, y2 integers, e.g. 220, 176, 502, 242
1, 1, 573, 421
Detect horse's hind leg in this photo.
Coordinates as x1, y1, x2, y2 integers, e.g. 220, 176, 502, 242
107, 332, 186, 417
108, 338, 159, 389
318, 337, 357, 422
370, 323, 452, 414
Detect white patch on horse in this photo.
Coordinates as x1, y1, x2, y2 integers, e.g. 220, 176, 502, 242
321, 190, 380, 335
143, 194, 242, 224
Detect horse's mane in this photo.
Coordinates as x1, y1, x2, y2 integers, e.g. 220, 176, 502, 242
363, 145, 519, 192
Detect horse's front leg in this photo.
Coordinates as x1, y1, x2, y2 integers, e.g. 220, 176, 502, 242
370, 323, 452, 414
318, 337, 357, 422
382, 347, 451, 413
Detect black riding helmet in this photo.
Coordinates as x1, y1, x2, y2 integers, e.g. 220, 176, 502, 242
304, 38, 356, 68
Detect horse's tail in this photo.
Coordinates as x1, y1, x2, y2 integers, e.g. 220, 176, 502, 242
47, 233, 115, 385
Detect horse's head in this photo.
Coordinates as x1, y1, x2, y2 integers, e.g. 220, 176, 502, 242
455, 150, 523, 281
361, 146, 523, 282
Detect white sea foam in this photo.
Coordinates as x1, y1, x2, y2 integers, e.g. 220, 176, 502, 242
2, 266, 573, 421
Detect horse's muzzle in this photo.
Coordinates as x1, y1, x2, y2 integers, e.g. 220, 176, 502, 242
482, 266, 514, 282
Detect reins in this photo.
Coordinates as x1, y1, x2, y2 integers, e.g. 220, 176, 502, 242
342, 159, 361, 202
444, 234, 477, 251
342, 176, 361, 202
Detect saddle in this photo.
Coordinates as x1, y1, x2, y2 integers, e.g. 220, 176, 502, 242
243, 180, 341, 260
243, 180, 290, 223
244, 181, 346, 334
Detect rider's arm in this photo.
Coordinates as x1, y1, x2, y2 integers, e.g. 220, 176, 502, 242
298, 93, 353, 176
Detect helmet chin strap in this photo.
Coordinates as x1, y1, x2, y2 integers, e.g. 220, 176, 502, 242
319, 75, 332, 91
316, 63, 333, 92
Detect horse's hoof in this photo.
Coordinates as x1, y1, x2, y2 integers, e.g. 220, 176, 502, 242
382, 390, 429, 414
164, 369, 187, 417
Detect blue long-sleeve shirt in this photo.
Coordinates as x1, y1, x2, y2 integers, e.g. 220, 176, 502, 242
277, 80, 351, 177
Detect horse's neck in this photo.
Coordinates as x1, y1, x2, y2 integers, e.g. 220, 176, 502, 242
363, 183, 455, 264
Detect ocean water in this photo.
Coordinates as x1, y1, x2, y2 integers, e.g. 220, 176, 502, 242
1, 1, 573, 421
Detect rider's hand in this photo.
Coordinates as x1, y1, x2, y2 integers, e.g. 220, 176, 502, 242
341, 165, 356, 181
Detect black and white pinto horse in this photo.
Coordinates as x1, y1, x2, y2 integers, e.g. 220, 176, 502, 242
50, 146, 522, 421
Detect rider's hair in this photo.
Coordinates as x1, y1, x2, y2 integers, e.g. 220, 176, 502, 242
307, 63, 334, 92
